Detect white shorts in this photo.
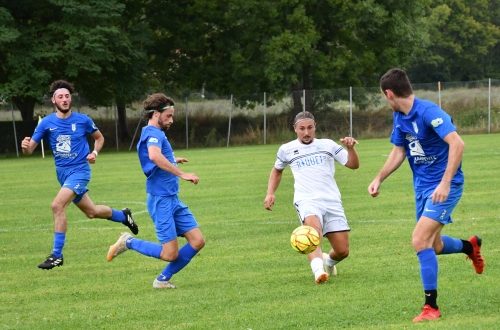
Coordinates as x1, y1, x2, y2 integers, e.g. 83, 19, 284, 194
294, 199, 350, 235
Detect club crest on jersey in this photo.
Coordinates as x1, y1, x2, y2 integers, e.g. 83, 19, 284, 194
72, 123, 76, 131
431, 118, 443, 127
412, 121, 418, 134
294, 150, 299, 155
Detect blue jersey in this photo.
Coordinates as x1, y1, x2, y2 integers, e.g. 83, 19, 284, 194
137, 125, 179, 196
32, 112, 98, 169
390, 97, 464, 191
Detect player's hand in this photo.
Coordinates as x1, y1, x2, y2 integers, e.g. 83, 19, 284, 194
181, 173, 199, 184
21, 137, 31, 149
264, 194, 275, 211
86, 153, 96, 164
340, 137, 359, 148
176, 157, 189, 164
430, 182, 450, 204
368, 179, 381, 197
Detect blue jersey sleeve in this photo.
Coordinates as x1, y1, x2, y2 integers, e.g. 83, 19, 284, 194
390, 112, 405, 146
85, 116, 99, 135
31, 118, 47, 144
421, 106, 456, 139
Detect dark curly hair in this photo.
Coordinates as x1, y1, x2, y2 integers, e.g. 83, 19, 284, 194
49, 80, 75, 97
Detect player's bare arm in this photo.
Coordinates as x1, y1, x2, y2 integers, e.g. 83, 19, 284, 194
368, 145, 406, 197
148, 145, 199, 184
340, 137, 360, 169
264, 167, 283, 211
21, 137, 38, 156
430, 132, 465, 204
87, 130, 104, 164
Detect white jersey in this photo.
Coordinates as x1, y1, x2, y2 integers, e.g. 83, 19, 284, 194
274, 138, 348, 203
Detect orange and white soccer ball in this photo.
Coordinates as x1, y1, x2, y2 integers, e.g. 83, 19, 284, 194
290, 225, 320, 254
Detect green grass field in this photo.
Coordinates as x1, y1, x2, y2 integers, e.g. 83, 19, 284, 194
1, 134, 499, 329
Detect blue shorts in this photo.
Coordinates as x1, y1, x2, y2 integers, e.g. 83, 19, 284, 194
147, 194, 199, 244
56, 165, 90, 204
415, 184, 463, 224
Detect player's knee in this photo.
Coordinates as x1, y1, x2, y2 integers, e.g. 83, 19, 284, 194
51, 201, 65, 214
159, 249, 178, 262
412, 236, 427, 251
336, 248, 349, 259
83, 210, 97, 219
191, 235, 206, 251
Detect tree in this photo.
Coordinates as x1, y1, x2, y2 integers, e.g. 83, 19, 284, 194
146, 0, 429, 113
76, 0, 153, 140
407, 0, 500, 82
0, 0, 149, 133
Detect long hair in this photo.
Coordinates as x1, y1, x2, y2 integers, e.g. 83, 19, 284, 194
142, 93, 175, 120
379, 68, 413, 98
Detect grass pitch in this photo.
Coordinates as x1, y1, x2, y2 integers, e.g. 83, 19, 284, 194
1, 134, 499, 329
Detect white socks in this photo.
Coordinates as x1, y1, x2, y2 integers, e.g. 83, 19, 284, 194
324, 253, 339, 267
310, 257, 325, 276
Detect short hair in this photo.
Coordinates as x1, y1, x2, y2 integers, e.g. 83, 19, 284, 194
49, 80, 74, 97
293, 111, 315, 126
143, 93, 175, 119
379, 68, 413, 98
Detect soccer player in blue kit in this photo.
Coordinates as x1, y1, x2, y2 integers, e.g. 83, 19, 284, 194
107, 93, 205, 289
368, 69, 486, 322
21, 80, 139, 270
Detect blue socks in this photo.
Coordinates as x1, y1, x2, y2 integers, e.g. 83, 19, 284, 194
52, 232, 66, 258
158, 244, 198, 281
126, 238, 162, 259
123, 238, 199, 282
417, 248, 438, 290
108, 209, 126, 222
441, 235, 463, 254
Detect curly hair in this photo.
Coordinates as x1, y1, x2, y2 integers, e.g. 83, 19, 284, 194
143, 93, 175, 120
49, 80, 75, 97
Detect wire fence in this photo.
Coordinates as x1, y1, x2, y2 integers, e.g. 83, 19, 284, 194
2, 78, 500, 155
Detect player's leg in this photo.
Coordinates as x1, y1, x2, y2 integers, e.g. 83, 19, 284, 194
38, 187, 75, 270
322, 205, 351, 276
303, 214, 327, 284
155, 199, 205, 287
412, 216, 443, 322
108, 194, 172, 262
323, 231, 349, 276
431, 184, 485, 274
76, 193, 139, 235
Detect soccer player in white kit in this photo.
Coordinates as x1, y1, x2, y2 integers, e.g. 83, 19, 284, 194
264, 111, 359, 284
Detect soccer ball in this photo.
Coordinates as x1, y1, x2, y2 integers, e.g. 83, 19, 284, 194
290, 225, 320, 254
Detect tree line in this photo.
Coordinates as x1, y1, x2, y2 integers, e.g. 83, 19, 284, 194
1, 0, 499, 142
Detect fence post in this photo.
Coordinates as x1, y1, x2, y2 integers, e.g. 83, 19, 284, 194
227, 95, 233, 147
303, 89, 305, 112
264, 92, 267, 145
186, 97, 189, 149
438, 81, 441, 108
488, 78, 491, 134
114, 100, 119, 151
350, 87, 353, 137
129, 114, 142, 151
10, 103, 19, 157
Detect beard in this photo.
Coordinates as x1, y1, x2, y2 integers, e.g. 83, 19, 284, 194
158, 118, 171, 131
55, 102, 71, 113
